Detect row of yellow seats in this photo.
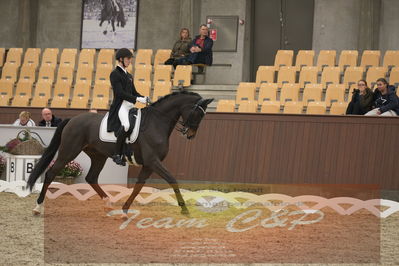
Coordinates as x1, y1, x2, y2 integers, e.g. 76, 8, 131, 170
255, 65, 398, 88
0, 48, 173, 69
235, 82, 395, 107
217, 100, 348, 115
270, 49, 399, 71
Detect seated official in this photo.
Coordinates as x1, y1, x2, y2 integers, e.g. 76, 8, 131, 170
346, 80, 373, 115
175, 24, 213, 67
365, 78, 399, 116
13, 111, 36, 127
38, 108, 62, 127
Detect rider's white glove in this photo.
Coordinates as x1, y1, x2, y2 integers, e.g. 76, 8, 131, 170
136, 96, 148, 104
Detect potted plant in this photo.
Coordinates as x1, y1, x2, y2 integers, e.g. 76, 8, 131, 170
0, 155, 6, 179
51, 160, 83, 184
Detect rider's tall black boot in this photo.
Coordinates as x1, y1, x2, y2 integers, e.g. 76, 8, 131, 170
112, 129, 129, 166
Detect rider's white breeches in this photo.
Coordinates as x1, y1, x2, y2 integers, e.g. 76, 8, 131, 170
119, 100, 134, 132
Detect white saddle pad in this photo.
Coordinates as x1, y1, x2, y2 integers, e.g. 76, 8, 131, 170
99, 110, 141, 143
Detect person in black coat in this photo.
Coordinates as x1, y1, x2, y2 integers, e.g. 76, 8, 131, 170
365, 78, 399, 116
346, 80, 374, 115
38, 108, 62, 127
107, 48, 149, 165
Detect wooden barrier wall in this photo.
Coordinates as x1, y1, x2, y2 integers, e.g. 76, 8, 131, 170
1, 107, 398, 189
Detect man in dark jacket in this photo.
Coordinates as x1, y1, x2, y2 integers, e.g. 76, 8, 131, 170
38, 108, 62, 127
365, 78, 399, 116
175, 24, 213, 67
107, 48, 149, 165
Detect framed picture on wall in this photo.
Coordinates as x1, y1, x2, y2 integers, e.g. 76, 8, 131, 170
81, 0, 138, 49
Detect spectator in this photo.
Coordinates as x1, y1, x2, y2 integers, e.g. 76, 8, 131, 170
365, 78, 399, 116
164, 28, 192, 68
13, 111, 36, 127
346, 79, 373, 115
38, 108, 62, 127
175, 24, 213, 67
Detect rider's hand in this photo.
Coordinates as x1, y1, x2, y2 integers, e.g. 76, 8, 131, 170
136, 97, 148, 104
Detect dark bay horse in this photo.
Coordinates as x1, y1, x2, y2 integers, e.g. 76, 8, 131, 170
27, 92, 213, 217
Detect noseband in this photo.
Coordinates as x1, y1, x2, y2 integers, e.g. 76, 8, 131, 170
176, 98, 206, 135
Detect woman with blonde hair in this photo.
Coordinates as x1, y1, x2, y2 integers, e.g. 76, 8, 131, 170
164, 28, 192, 68
13, 111, 36, 126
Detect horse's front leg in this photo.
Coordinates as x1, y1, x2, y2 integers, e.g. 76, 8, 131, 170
150, 159, 189, 216
121, 166, 152, 219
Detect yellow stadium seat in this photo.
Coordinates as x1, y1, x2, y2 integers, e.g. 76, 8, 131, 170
303, 84, 323, 106
330, 102, 348, 115
97, 49, 114, 67
91, 85, 110, 109
283, 101, 303, 114
60, 48, 77, 67
6, 48, 23, 66
15, 80, 33, 97
134, 64, 152, 83
274, 50, 294, 69
360, 50, 380, 68
73, 82, 91, 97
41, 48, 59, 67
343, 67, 364, 87
154, 49, 172, 65
23, 48, 41, 67
321, 67, 340, 87
236, 82, 256, 103
53, 82, 71, 100
317, 50, 336, 70
76, 65, 93, 83
238, 100, 258, 113
134, 80, 151, 96
383, 50, 399, 69
277, 66, 296, 87
338, 50, 358, 71
1, 63, 19, 82
71, 83, 90, 108
0, 80, 13, 106
18, 64, 36, 82
255, 66, 275, 87
152, 81, 172, 101
153, 65, 172, 83
258, 83, 278, 104
280, 83, 300, 104
366, 67, 387, 88
51, 95, 69, 108
325, 84, 346, 106
0, 48, 5, 67
389, 67, 399, 87
95, 65, 112, 84
260, 101, 280, 113
0, 93, 11, 106
216, 100, 235, 112
78, 49, 95, 68
31, 82, 52, 107
37, 65, 55, 83
56, 65, 74, 84
306, 101, 326, 114
134, 49, 153, 67
298, 66, 318, 88
173, 65, 191, 87
11, 93, 30, 107
295, 50, 314, 71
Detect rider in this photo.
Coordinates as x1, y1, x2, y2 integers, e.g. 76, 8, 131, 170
107, 48, 148, 166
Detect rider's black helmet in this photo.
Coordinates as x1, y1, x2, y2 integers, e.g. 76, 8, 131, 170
115, 48, 133, 60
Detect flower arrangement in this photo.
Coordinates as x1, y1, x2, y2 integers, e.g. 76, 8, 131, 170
0, 155, 6, 175
50, 160, 83, 178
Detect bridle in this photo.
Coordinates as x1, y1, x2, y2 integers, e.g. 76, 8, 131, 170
175, 98, 207, 135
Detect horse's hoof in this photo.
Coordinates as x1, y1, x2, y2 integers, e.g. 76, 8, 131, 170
121, 213, 129, 221
181, 209, 190, 216
103, 30, 107, 35
32, 209, 41, 216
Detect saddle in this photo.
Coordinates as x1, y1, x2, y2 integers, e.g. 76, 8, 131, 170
99, 108, 141, 144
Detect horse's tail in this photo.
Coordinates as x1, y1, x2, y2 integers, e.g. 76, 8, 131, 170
27, 119, 70, 191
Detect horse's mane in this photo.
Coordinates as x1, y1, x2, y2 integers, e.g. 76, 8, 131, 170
150, 91, 201, 107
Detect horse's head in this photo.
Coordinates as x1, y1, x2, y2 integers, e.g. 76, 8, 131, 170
179, 98, 214, 139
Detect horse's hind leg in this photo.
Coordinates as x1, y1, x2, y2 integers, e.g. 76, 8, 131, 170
122, 166, 153, 218
33, 138, 85, 215
150, 160, 189, 215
